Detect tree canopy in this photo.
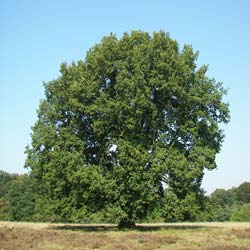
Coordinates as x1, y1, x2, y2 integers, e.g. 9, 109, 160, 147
25, 30, 230, 226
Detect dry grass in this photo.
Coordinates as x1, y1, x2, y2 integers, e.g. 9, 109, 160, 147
205, 246, 250, 250
232, 228, 250, 239
0, 222, 250, 250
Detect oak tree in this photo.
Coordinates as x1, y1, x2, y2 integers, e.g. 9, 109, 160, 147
25, 31, 229, 226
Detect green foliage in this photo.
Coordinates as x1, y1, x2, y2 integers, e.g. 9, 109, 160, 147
0, 170, 17, 198
32, 196, 58, 222
0, 171, 18, 220
179, 192, 203, 221
7, 175, 35, 221
208, 189, 234, 221
233, 182, 250, 204
161, 190, 183, 222
206, 184, 250, 222
210, 189, 236, 208
25, 30, 229, 225
1, 170, 248, 223
0, 197, 10, 220
207, 189, 235, 221
231, 203, 250, 221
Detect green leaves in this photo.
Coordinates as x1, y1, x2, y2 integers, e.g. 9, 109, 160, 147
26, 30, 229, 224
7, 175, 35, 221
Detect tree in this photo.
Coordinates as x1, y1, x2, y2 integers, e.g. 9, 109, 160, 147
7, 174, 35, 221
210, 189, 236, 208
0, 171, 17, 220
208, 189, 233, 221
231, 203, 250, 221
25, 31, 229, 227
233, 182, 250, 204
0, 170, 17, 198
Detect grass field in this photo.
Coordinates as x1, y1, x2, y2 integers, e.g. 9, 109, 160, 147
1, 221, 250, 250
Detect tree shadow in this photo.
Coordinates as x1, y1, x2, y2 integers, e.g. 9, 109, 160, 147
49, 223, 211, 232
136, 224, 209, 231
50, 224, 117, 232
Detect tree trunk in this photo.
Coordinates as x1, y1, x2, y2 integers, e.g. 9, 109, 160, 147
118, 217, 136, 229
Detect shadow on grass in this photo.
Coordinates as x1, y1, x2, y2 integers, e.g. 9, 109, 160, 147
49, 223, 210, 232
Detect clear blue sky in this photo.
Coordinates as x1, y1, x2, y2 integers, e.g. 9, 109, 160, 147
1, 0, 249, 194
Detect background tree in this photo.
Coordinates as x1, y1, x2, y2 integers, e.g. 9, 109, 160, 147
208, 188, 235, 221
0, 171, 17, 220
231, 203, 250, 221
7, 174, 35, 221
25, 31, 229, 227
233, 182, 250, 204
0, 170, 18, 198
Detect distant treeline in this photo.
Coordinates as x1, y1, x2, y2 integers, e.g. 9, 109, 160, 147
0, 170, 250, 223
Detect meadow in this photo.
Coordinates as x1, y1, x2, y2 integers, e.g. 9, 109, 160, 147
1, 222, 250, 250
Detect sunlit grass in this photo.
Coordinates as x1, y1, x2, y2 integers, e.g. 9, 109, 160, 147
1, 222, 250, 250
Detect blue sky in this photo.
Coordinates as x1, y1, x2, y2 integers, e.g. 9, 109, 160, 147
1, 0, 249, 194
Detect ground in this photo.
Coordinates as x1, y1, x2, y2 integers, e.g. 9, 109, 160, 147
0, 221, 250, 250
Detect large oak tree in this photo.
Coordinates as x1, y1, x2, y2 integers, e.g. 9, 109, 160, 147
25, 31, 229, 226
